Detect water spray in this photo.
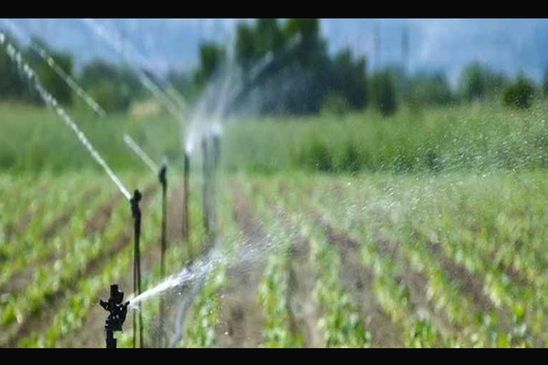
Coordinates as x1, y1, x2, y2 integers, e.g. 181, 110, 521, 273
100, 284, 129, 349
201, 131, 221, 246
123, 135, 160, 175
1, 19, 107, 118
201, 137, 212, 242
0, 34, 145, 349
124, 134, 169, 347
81, 19, 186, 122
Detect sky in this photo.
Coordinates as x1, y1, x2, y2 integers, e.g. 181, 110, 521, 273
2, 18, 548, 86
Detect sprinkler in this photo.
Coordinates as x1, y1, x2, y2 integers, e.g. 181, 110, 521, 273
210, 133, 220, 241
202, 137, 211, 241
0, 38, 146, 348
183, 151, 190, 245
100, 284, 129, 349
159, 162, 168, 280
131, 190, 144, 348
124, 135, 169, 347
158, 161, 168, 348
201, 133, 220, 247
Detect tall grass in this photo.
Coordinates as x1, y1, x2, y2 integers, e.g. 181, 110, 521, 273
3, 100, 548, 174
222, 101, 548, 174
0, 103, 181, 173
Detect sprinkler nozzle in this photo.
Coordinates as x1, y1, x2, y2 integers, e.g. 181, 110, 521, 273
100, 284, 129, 348
158, 163, 167, 187
131, 190, 142, 219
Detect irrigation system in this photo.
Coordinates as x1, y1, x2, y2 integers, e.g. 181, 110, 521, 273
124, 134, 170, 346
0, 32, 145, 348
0, 19, 277, 348
100, 284, 129, 348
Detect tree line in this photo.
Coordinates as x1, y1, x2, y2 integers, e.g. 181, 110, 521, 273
1, 19, 548, 116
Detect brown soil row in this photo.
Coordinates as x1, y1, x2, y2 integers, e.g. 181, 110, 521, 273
268, 181, 322, 347
321, 223, 405, 347
58, 183, 184, 348
0, 187, 103, 296
214, 184, 266, 348
1, 184, 158, 348
3, 181, 49, 244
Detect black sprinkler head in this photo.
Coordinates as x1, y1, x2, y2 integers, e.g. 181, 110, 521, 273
100, 284, 129, 334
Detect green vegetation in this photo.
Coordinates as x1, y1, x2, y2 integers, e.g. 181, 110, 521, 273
503, 74, 536, 110
4, 18, 548, 349
223, 102, 548, 174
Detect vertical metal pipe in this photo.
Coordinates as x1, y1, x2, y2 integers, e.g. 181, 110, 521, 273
202, 137, 210, 242
158, 165, 168, 347
183, 152, 190, 245
210, 134, 220, 242
131, 190, 144, 348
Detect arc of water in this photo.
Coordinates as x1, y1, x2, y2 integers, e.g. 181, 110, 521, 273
92, 18, 187, 112
123, 134, 159, 175
80, 19, 185, 122
1, 19, 107, 118
0, 32, 131, 201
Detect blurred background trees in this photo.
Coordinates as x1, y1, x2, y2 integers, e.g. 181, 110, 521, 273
1, 19, 547, 117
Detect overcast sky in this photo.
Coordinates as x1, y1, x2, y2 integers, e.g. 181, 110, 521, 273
2, 19, 548, 86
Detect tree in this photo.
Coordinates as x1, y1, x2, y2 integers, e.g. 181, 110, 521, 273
370, 70, 398, 117
27, 37, 74, 106
235, 23, 258, 71
194, 42, 225, 87
80, 60, 143, 112
502, 73, 536, 110
328, 49, 368, 111
458, 62, 507, 102
255, 19, 284, 56
283, 19, 325, 67
406, 72, 452, 107
0, 32, 30, 101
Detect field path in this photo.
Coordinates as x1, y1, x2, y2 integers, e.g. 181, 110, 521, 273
215, 184, 266, 348
270, 181, 323, 347
283, 228, 323, 347
320, 221, 405, 348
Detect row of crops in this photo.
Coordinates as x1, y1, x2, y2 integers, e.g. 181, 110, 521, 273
1, 170, 548, 347
180, 171, 548, 348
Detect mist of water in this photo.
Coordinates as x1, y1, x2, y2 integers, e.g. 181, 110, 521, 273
124, 134, 160, 175
81, 18, 186, 122
182, 34, 302, 157
1, 19, 107, 118
0, 32, 131, 201
128, 226, 283, 309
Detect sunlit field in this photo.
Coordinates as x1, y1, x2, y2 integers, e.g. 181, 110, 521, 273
2, 18, 548, 349
2, 101, 548, 347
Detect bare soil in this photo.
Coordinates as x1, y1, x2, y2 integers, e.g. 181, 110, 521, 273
215, 184, 266, 348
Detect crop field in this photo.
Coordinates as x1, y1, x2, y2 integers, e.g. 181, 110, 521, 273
4, 17, 548, 350
2, 164, 548, 347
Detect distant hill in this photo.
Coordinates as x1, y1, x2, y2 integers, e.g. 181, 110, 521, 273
3, 18, 548, 85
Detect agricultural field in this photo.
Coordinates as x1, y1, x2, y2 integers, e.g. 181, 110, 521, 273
4, 17, 548, 350
2, 101, 548, 348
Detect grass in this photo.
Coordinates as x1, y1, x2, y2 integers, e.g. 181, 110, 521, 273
3, 100, 548, 175
0, 102, 181, 173
222, 101, 548, 174
4, 98, 548, 348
